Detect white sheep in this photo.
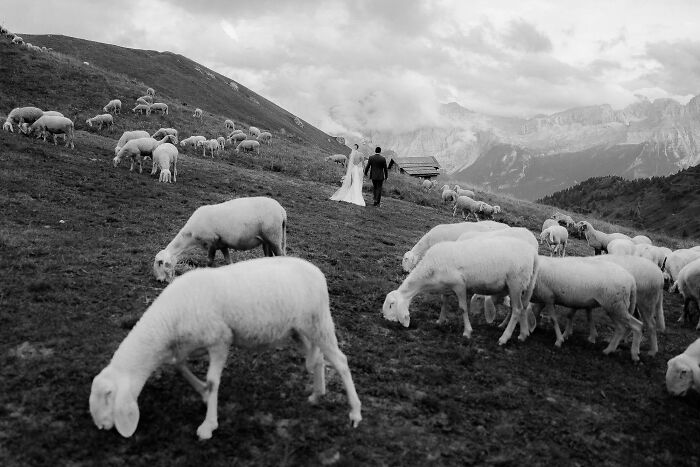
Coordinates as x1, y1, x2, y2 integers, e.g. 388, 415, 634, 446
401, 220, 509, 272
440, 185, 458, 204
115, 130, 150, 156
216, 136, 226, 150
248, 126, 261, 138
11, 35, 23, 45
666, 337, 700, 396
235, 140, 260, 155
541, 218, 559, 234
421, 179, 436, 192
383, 236, 539, 345
478, 202, 501, 219
257, 131, 272, 146
132, 104, 150, 114
662, 249, 700, 290
453, 185, 475, 198
224, 119, 235, 131
325, 154, 347, 167
202, 139, 220, 158
103, 99, 122, 114
526, 256, 642, 361
86, 114, 114, 131
606, 238, 636, 256
113, 134, 178, 173
457, 227, 538, 252
631, 235, 652, 245
5, 106, 44, 131
90, 256, 362, 439
180, 135, 207, 153
670, 258, 700, 328
150, 142, 179, 183
151, 127, 178, 140
146, 87, 155, 97
551, 212, 575, 228
42, 110, 64, 117
149, 103, 168, 115
19, 115, 75, 149
2, 120, 12, 132
153, 197, 287, 283
193, 108, 203, 119
135, 96, 152, 106
453, 196, 483, 221
539, 224, 568, 257
576, 221, 632, 255
227, 133, 247, 147
633, 244, 672, 270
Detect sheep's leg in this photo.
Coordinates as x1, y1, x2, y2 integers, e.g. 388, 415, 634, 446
196, 341, 229, 440
586, 309, 597, 343
436, 294, 449, 325
679, 297, 690, 324
642, 306, 658, 357
553, 306, 570, 347
454, 287, 472, 338
177, 362, 208, 397
262, 243, 272, 257
207, 246, 217, 266
498, 290, 526, 344
303, 339, 326, 403
219, 247, 232, 264
319, 342, 362, 428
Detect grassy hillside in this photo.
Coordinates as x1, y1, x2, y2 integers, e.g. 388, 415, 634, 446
3, 32, 700, 466
538, 167, 700, 240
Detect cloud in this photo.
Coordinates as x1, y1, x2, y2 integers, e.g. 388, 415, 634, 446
637, 40, 700, 95
501, 19, 552, 53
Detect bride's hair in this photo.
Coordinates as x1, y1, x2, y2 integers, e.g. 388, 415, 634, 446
353, 144, 359, 149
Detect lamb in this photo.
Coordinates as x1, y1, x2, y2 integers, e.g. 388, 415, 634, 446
150, 142, 178, 183
153, 197, 287, 283
631, 235, 652, 245
666, 337, 700, 396
453, 196, 484, 221
662, 249, 700, 290
401, 220, 509, 272
633, 244, 672, 270
151, 128, 178, 140
193, 108, 203, 119
103, 99, 122, 114
235, 140, 261, 155
325, 154, 347, 167
551, 212, 575, 228
216, 136, 226, 150
115, 130, 150, 156
149, 103, 168, 115
5, 106, 44, 131
440, 185, 458, 204
576, 221, 632, 255
526, 256, 643, 361
257, 131, 272, 146
113, 134, 178, 173
146, 87, 155, 97
478, 202, 501, 219
606, 238, 636, 256
132, 104, 150, 115
202, 139, 220, 158
382, 236, 539, 345
224, 119, 235, 131
19, 115, 75, 149
453, 185, 475, 198
180, 135, 207, 153
226, 130, 247, 146
136, 95, 153, 105
90, 256, 362, 440
86, 114, 114, 131
421, 179, 436, 192
248, 126, 261, 138
670, 258, 700, 328
539, 224, 568, 257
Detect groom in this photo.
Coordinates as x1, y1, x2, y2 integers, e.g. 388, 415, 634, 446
364, 146, 388, 206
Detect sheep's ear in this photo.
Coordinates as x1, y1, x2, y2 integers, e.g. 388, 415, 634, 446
114, 385, 139, 438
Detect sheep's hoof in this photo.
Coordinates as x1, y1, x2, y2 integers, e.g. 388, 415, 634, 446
602, 347, 615, 355
435, 318, 447, 325
497, 336, 509, 346
196, 421, 217, 440
308, 393, 321, 405
462, 329, 472, 339
517, 333, 528, 342
349, 411, 362, 428
587, 336, 597, 344
647, 349, 658, 357
554, 339, 563, 348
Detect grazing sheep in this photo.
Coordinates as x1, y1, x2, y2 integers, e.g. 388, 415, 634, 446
541, 218, 559, 234
633, 244, 672, 270
527, 256, 642, 361
226, 130, 247, 146
235, 140, 260, 155
216, 136, 226, 150
146, 87, 155, 97
90, 256, 362, 439
113, 135, 178, 173
19, 115, 75, 149
5, 106, 44, 131
12, 35, 24, 45
153, 197, 287, 283
180, 135, 207, 153
42, 111, 64, 117
552, 212, 575, 228
478, 202, 501, 219
421, 179, 436, 192
440, 185, 458, 204
193, 108, 203, 119
631, 235, 652, 245
666, 338, 700, 396
2, 120, 12, 132
540, 224, 569, 257
115, 130, 150, 156
670, 258, 700, 328
453, 196, 483, 221
453, 185, 475, 198
150, 143, 178, 183
149, 103, 168, 115
132, 104, 150, 115
401, 220, 509, 272
257, 131, 272, 146
576, 221, 632, 255
248, 126, 261, 138
103, 99, 122, 114
607, 238, 636, 256
151, 128, 178, 140
662, 249, 700, 290
457, 227, 538, 252
135, 96, 152, 106
383, 236, 539, 345
224, 119, 235, 131
325, 154, 347, 167
86, 114, 114, 131
202, 139, 220, 158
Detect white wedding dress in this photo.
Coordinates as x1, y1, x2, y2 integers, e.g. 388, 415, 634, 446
330, 150, 365, 206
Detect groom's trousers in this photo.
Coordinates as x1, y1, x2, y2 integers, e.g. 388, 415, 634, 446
372, 179, 384, 206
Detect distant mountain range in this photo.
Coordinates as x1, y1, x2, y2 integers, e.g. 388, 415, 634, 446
370, 96, 700, 200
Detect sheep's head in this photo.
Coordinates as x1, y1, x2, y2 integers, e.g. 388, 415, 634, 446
382, 291, 410, 327
86, 119, 93, 127
493, 206, 501, 214
18, 123, 31, 135
666, 355, 699, 396
90, 366, 140, 438
153, 250, 175, 282
401, 251, 418, 273
112, 152, 123, 168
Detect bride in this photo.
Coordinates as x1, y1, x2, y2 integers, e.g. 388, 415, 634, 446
330, 144, 365, 206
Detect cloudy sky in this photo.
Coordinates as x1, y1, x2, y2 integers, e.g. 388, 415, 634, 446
5, 0, 700, 135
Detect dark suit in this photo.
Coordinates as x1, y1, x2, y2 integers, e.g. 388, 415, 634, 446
364, 153, 388, 206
